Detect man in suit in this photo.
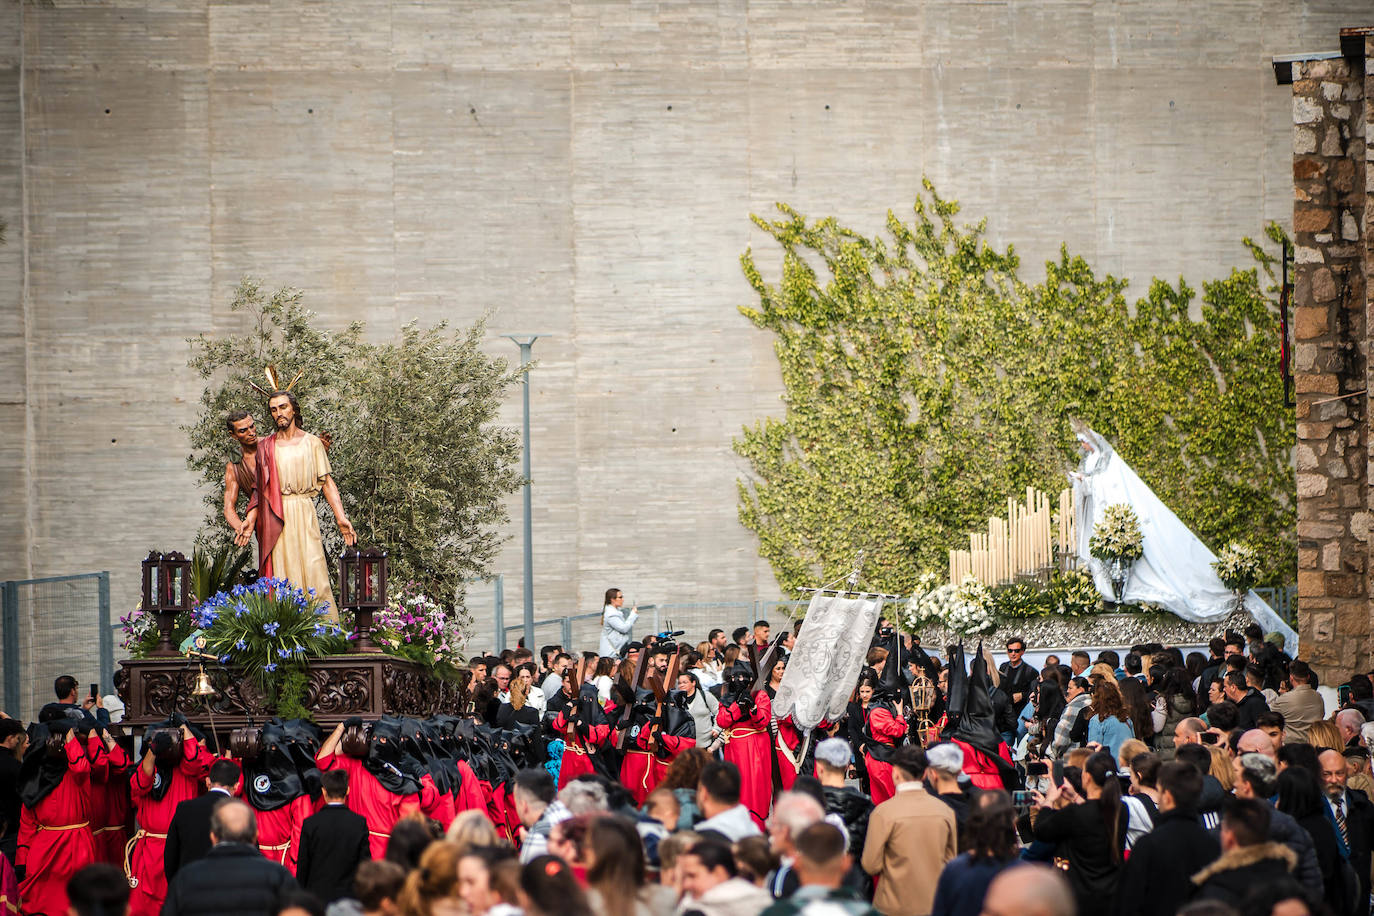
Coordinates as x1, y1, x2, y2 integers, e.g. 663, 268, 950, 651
164, 757, 242, 880
296, 768, 370, 904
860, 744, 957, 916
1320, 748, 1374, 906
162, 798, 298, 916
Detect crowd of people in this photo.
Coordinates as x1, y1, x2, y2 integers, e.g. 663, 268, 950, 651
0, 591, 1368, 916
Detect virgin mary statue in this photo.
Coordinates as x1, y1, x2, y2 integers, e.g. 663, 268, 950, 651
1071, 425, 1296, 650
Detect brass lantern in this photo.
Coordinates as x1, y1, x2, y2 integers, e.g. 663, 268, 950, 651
142, 550, 192, 657
339, 547, 387, 652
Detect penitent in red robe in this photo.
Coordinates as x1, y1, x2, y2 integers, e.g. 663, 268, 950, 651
864, 705, 907, 805
88, 738, 132, 866
318, 754, 432, 859
17, 736, 97, 916
454, 760, 487, 814
774, 715, 802, 792
127, 737, 214, 916
254, 795, 312, 873
717, 689, 773, 829
649, 732, 696, 788
548, 709, 610, 790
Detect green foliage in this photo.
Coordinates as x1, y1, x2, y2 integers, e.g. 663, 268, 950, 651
988, 569, 1102, 620
190, 544, 253, 604
185, 279, 524, 606
276, 668, 313, 721
736, 182, 1295, 595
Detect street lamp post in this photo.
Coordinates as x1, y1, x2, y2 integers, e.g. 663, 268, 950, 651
502, 334, 548, 651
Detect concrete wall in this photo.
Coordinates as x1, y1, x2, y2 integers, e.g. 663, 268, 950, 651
2, 1, 1369, 650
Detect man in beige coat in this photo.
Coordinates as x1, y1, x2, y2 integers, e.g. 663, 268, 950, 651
860, 744, 957, 916
1271, 660, 1326, 744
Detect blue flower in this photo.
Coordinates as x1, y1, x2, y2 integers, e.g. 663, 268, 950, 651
294, 645, 306, 655
312, 624, 327, 636
219, 654, 231, 664
308, 588, 316, 597
231, 584, 245, 597
263, 662, 278, 673
313, 605, 328, 616
263, 622, 280, 636
277, 648, 292, 659
235, 639, 247, 650
234, 602, 249, 617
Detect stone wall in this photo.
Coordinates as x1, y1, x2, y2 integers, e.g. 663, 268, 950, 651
1291, 43, 1372, 678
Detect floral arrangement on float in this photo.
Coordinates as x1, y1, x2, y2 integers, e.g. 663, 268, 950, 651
192, 577, 347, 685
1089, 503, 1144, 601
1212, 542, 1263, 613
900, 573, 996, 636
352, 581, 469, 679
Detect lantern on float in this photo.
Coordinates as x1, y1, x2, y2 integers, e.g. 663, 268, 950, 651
141, 550, 192, 657
338, 547, 387, 652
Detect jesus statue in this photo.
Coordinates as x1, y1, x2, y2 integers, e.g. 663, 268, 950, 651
237, 390, 356, 618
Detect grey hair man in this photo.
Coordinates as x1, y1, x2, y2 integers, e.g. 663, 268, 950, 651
161, 798, 298, 916
765, 791, 826, 897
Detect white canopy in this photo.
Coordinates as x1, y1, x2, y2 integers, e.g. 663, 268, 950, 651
1072, 427, 1297, 651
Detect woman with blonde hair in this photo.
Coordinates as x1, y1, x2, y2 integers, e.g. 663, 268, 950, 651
1308, 719, 1343, 752
1208, 745, 1235, 792
397, 840, 463, 916
444, 809, 502, 855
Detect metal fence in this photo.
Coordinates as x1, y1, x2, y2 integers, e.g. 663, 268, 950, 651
0, 572, 112, 721
1255, 586, 1298, 626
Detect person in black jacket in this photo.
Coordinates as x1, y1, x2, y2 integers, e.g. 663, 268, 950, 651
1030, 750, 1127, 915
296, 769, 370, 904
1115, 761, 1220, 916
0, 718, 26, 865
164, 757, 242, 880
1224, 671, 1268, 731
997, 637, 1037, 718
1191, 797, 1296, 906
163, 797, 299, 916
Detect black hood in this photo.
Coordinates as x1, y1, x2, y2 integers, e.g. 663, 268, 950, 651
243, 719, 318, 811
19, 722, 71, 808
663, 699, 694, 739
876, 631, 908, 702
364, 717, 421, 796
138, 714, 206, 802
949, 642, 1017, 789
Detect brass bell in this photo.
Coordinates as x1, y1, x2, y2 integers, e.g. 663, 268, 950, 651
193, 667, 215, 697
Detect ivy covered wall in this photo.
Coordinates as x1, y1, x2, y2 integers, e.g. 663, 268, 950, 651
735, 183, 1295, 596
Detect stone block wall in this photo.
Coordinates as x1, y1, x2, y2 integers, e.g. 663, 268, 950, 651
1292, 46, 1371, 678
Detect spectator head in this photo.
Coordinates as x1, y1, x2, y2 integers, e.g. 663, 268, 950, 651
1244, 664, 1263, 690
1070, 651, 1090, 675
967, 789, 1017, 863
646, 787, 681, 829
892, 745, 929, 783
1006, 637, 1026, 659
656, 831, 701, 895
1233, 753, 1277, 800
659, 747, 713, 794
1319, 748, 1349, 799
925, 742, 964, 783
1116, 738, 1148, 773
708, 628, 726, 648
753, 620, 771, 644
444, 809, 500, 854
398, 840, 462, 916
813, 738, 852, 782
54, 675, 79, 702
67, 863, 129, 916
519, 855, 591, 916
866, 646, 889, 669
209, 797, 257, 846
1223, 635, 1246, 658
1221, 797, 1272, 851
513, 767, 557, 827
586, 815, 649, 910
1065, 676, 1090, 701
1207, 701, 1239, 733
766, 791, 825, 857
604, 588, 624, 607
0, 718, 25, 754
1336, 708, 1366, 744
1174, 717, 1207, 747
679, 840, 738, 900
207, 758, 241, 791
1235, 729, 1277, 761
1123, 652, 1142, 676
982, 864, 1076, 916
493, 665, 512, 691
1095, 650, 1120, 670
731, 626, 749, 646
548, 815, 592, 868
352, 860, 406, 916
1255, 711, 1285, 750
1128, 752, 1161, 792
1289, 659, 1313, 687
1278, 742, 1321, 777
731, 835, 777, 886
539, 644, 561, 669
791, 823, 849, 888
383, 818, 439, 870
697, 760, 742, 815
1044, 654, 1060, 667
1157, 760, 1205, 812
1222, 671, 1248, 701
1224, 655, 1247, 675
320, 768, 349, 802
1352, 675, 1374, 702
559, 777, 608, 816
274, 891, 325, 916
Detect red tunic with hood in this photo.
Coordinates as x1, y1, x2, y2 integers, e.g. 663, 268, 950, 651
317, 753, 436, 859
863, 704, 908, 805
127, 735, 213, 916
17, 735, 96, 916
716, 688, 773, 829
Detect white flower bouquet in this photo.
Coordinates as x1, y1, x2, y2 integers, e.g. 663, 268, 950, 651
1089, 503, 1145, 562
1212, 542, 1262, 593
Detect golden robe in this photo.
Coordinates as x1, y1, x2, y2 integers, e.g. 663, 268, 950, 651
269, 433, 337, 620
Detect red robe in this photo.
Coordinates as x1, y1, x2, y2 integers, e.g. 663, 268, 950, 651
774, 715, 802, 792
549, 709, 610, 790
717, 689, 773, 828
246, 433, 285, 577
17, 736, 96, 916
127, 737, 214, 916
318, 754, 429, 859
620, 735, 656, 807
454, 760, 487, 814
87, 737, 131, 865
864, 705, 907, 805
953, 739, 1014, 791
650, 732, 696, 788
253, 796, 312, 873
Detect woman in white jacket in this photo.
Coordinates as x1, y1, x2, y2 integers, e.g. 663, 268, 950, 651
598, 587, 639, 658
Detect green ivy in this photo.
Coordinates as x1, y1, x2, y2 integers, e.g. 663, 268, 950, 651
736, 184, 1295, 595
